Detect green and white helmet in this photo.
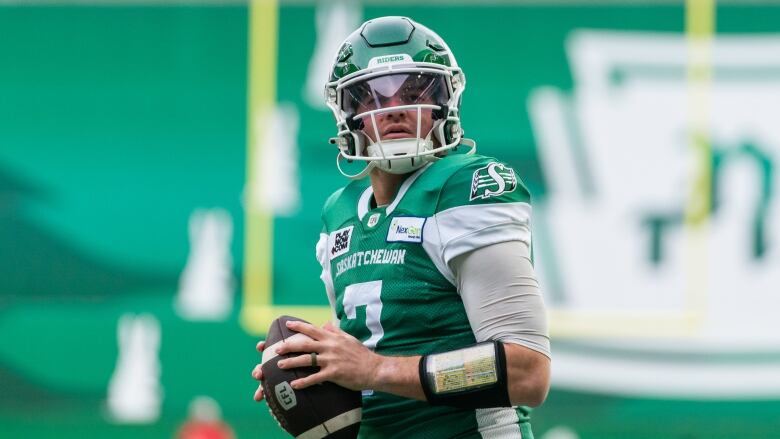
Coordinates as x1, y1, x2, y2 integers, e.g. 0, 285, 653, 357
325, 16, 474, 179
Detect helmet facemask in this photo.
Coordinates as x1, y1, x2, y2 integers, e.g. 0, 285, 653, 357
327, 66, 466, 179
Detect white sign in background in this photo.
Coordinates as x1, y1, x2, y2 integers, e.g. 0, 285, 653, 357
529, 31, 780, 398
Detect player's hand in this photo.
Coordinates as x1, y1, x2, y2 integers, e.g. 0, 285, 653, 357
274, 320, 381, 391
251, 340, 265, 402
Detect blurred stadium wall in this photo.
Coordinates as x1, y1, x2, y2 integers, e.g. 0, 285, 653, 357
1, 0, 779, 438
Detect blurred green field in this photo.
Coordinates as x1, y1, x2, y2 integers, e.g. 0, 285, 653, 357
1, 2, 779, 438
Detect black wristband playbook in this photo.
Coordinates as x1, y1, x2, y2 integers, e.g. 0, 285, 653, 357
419, 341, 512, 409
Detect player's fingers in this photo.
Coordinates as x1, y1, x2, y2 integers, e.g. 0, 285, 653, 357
252, 364, 264, 380
256, 340, 266, 352
286, 320, 327, 340
276, 337, 319, 355
290, 371, 327, 390
323, 321, 341, 333
278, 353, 324, 370
254, 384, 265, 401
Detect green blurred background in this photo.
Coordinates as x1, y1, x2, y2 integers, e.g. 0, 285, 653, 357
1, 1, 779, 438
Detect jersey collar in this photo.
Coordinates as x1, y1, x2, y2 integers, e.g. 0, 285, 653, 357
357, 163, 432, 221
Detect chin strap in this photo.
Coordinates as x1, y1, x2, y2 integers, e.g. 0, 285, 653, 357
459, 138, 477, 154
337, 153, 377, 180
336, 137, 477, 180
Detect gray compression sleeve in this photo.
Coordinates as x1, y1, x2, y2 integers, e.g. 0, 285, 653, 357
449, 240, 551, 358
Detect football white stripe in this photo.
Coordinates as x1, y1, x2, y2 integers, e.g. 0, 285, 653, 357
297, 424, 328, 439
260, 333, 313, 366
324, 407, 362, 433
296, 407, 362, 439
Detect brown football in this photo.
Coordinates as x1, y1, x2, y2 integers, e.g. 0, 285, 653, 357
260, 315, 362, 438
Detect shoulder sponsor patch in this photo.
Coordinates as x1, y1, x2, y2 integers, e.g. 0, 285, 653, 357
387, 217, 425, 243
470, 162, 518, 201
329, 225, 354, 258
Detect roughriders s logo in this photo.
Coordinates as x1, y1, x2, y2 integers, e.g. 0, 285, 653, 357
329, 226, 353, 258
470, 162, 517, 201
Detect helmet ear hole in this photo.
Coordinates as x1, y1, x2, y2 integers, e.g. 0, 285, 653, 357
432, 105, 448, 121
332, 133, 358, 161
346, 116, 364, 131
443, 120, 460, 145
345, 135, 356, 159
348, 131, 369, 161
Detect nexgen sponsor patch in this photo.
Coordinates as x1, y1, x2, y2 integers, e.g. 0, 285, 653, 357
387, 217, 425, 243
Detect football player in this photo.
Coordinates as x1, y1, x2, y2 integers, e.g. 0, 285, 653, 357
253, 16, 550, 438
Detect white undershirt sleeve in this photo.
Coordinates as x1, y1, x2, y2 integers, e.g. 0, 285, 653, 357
316, 232, 340, 325
449, 240, 551, 358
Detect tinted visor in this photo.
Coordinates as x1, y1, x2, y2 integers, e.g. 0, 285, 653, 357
342, 72, 449, 117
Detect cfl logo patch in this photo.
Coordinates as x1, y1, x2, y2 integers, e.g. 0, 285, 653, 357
274, 381, 297, 411
329, 226, 354, 258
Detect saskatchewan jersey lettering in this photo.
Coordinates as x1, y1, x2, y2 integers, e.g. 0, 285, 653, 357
315, 153, 534, 439
335, 249, 406, 277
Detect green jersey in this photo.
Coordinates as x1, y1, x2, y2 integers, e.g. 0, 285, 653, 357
316, 153, 535, 438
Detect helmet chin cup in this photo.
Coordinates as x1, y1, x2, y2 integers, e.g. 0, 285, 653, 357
368, 138, 433, 174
